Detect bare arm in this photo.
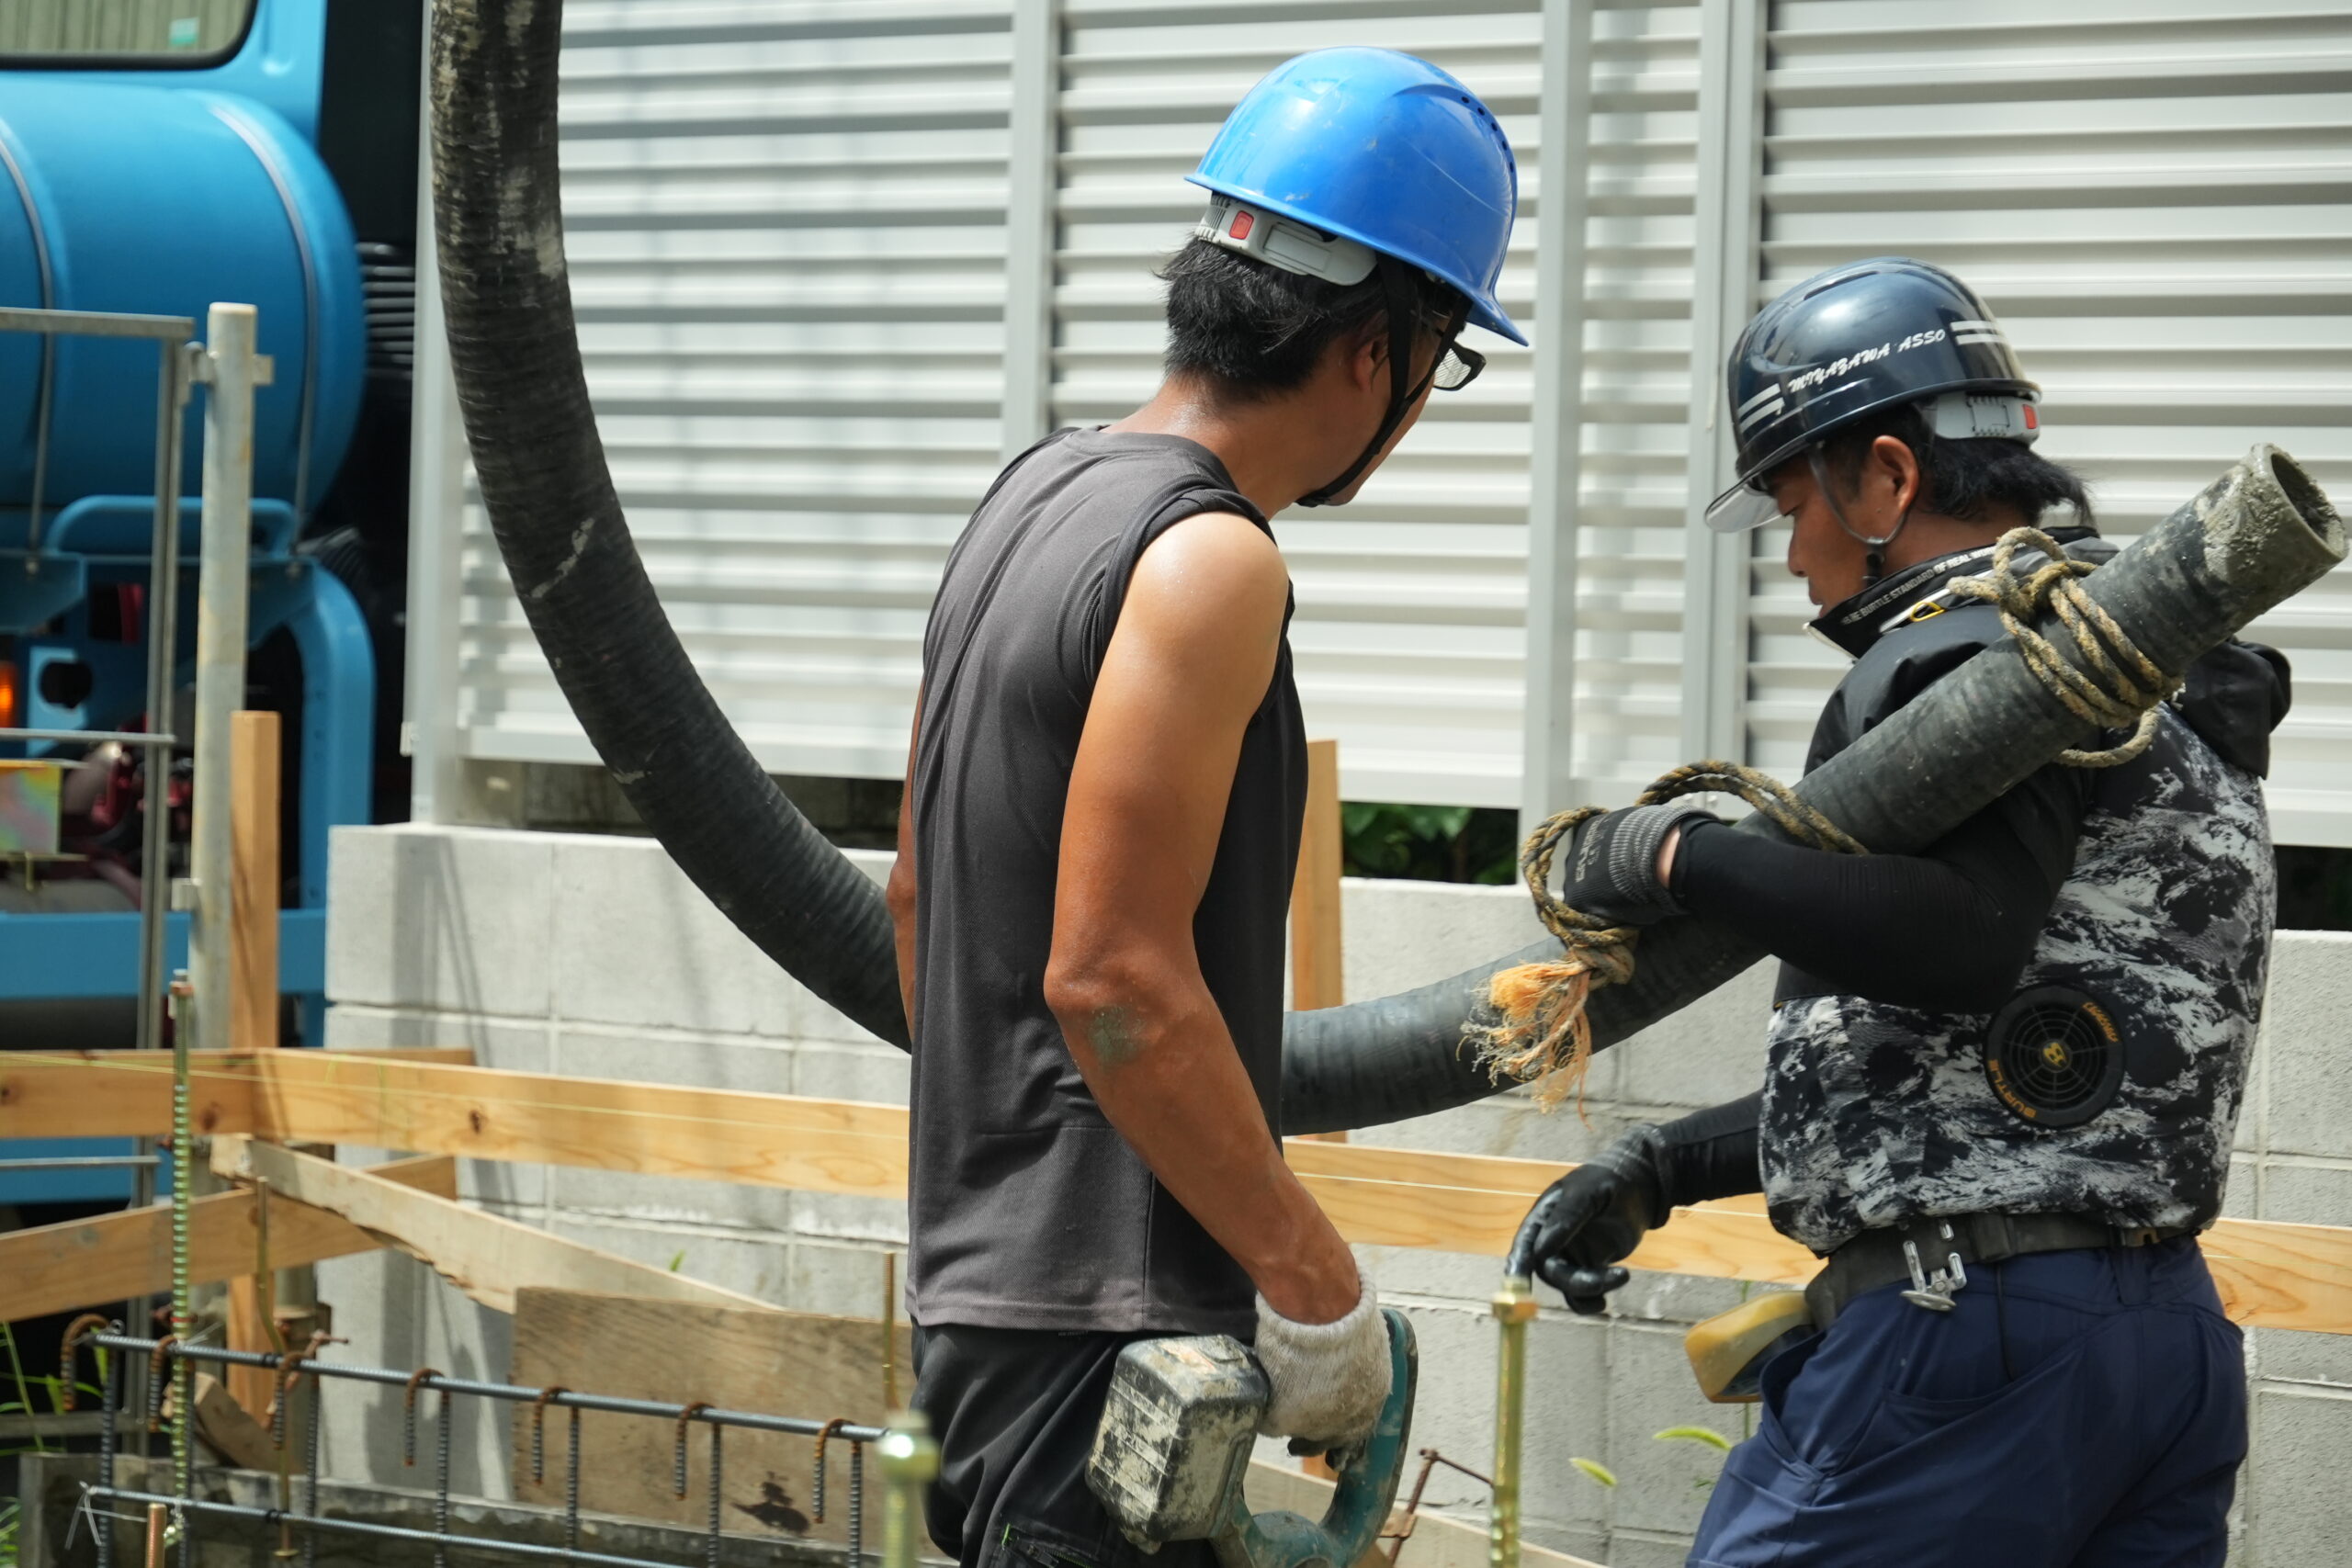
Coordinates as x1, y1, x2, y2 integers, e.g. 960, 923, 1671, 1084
1044, 514, 1358, 1325
887, 686, 922, 1035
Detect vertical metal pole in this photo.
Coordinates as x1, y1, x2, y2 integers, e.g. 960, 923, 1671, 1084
997, 0, 1061, 459
1487, 1276, 1536, 1568
100, 1345, 122, 1567
877, 1416, 936, 1568
403, 0, 469, 825
134, 337, 189, 1057
1677, 0, 1769, 765
188, 302, 261, 1055
1520, 0, 1598, 834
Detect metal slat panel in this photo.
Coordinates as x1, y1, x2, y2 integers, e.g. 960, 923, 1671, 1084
452, 2, 1015, 777
1056, 0, 1702, 807
1753, 0, 2352, 843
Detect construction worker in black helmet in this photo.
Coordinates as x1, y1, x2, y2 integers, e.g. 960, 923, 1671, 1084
1506, 257, 2290, 1566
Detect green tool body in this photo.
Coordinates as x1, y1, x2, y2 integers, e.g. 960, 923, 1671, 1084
1088, 1311, 1419, 1568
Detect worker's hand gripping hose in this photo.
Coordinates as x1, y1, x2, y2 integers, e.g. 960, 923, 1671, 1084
430, 2, 2343, 1134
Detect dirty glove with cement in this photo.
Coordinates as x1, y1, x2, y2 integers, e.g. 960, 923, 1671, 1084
1508, 1096, 1762, 1314
1553, 804, 1723, 928
1253, 1275, 1392, 1450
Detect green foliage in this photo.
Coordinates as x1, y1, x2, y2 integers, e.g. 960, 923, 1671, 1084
1, 1497, 19, 1567
1340, 803, 1518, 885
1567, 1456, 1617, 1488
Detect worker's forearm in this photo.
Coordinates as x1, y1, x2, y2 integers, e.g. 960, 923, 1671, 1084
1052, 976, 1357, 1324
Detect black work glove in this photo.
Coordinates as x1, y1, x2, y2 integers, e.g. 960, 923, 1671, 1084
1553, 805, 1721, 927
1504, 1125, 1672, 1314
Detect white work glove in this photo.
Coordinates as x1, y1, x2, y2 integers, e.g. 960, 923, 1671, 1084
1252, 1275, 1393, 1450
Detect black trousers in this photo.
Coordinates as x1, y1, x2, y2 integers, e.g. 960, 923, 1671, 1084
912, 1324, 1221, 1568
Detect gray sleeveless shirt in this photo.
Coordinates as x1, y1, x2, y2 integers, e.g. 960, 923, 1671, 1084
906, 427, 1306, 1335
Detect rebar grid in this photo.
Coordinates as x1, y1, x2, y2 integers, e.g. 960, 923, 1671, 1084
68, 1331, 911, 1568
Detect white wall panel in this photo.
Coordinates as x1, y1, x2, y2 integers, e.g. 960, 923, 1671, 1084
449, 1, 1016, 777
1752, 0, 2352, 843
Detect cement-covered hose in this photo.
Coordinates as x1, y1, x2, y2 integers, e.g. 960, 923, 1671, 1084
1278, 447, 2344, 1134
430, 3, 2343, 1134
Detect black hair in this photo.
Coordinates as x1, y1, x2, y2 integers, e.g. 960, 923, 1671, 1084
1158, 238, 1463, 402
1820, 400, 2094, 528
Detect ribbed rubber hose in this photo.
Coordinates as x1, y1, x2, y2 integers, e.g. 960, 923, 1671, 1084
1279, 446, 2343, 1132
430, 0, 907, 1045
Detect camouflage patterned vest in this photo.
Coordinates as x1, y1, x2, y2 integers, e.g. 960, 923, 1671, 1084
1760, 540, 2281, 1256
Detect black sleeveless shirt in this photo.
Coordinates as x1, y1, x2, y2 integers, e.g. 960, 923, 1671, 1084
906, 427, 1306, 1335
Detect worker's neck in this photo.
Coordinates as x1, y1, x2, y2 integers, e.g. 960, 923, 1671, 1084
1877, 505, 2036, 578
1108, 377, 1361, 518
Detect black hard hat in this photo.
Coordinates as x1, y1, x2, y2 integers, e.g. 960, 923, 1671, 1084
1707, 257, 2041, 533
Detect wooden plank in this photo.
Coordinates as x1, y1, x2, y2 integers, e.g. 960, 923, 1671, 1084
1291, 738, 1345, 1012
214, 1138, 771, 1315
0, 1155, 455, 1322
254, 1052, 908, 1198
240, 1058, 2352, 1336
0, 1048, 475, 1139
1243, 1462, 1604, 1568
229, 711, 280, 1053
510, 1289, 911, 1552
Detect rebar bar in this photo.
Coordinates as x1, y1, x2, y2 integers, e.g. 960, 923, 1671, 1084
877, 1415, 937, 1568
435, 1388, 453, 1568
565, 1406, 582, 1558
1487, 1277, 1535, 1568
302, 1371, 322, 1568
530, 1387, 566, 1486
705, 1423, 723, 1568
99, 1332, 122, 1568
403, 1368, 440, 1467
848, 1440, 864, 1566
87, 1488, 711, 1568
813, 1417, 848, 1524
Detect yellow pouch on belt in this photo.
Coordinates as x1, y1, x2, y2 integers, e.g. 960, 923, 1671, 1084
1683, 1292, 1816, 1404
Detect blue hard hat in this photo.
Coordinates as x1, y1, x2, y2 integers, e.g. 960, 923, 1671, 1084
1708, 257, 2041, 531
1187, 49, 1525, 346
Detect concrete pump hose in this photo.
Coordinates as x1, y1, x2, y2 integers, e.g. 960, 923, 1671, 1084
1278, 446, 2344, 1134
430, 0, 909, 1046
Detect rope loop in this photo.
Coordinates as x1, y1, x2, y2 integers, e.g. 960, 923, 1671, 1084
1942, 525, 2172, 768
1483, 761, 1865, 1109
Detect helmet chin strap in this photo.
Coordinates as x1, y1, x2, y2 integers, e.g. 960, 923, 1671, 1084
1807, 446, 1916, 590
1296, 259, 1423, 509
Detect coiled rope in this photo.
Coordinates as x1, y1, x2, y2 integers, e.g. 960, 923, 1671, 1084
1477, 525, 2173, 1107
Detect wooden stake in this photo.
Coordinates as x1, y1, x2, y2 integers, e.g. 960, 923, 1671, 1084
1290, 739, 1345, 1011
229, 710, 280, 1052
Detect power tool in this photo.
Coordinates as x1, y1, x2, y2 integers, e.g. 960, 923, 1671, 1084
1086, 1310, 1417, 1568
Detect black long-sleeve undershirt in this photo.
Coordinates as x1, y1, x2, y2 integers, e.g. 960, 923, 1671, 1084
1668, 762, 2090, 1016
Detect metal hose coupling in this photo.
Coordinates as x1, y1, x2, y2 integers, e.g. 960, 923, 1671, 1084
1488, 1275, 1537, 1568
878, 1408, 940, 1568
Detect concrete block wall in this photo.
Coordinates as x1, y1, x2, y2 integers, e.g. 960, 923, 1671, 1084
321, 824, 2352, 1567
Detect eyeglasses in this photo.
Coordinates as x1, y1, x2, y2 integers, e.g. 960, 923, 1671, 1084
1432, 340, 1485, 392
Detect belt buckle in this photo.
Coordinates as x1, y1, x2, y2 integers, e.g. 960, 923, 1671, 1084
1899, 1221, 1968, 1314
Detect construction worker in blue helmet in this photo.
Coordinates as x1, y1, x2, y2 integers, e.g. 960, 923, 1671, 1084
891, 49, 1520, 1568
1508, 256, 2288, 1566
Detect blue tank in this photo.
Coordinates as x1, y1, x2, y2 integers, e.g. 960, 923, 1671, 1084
0, 74, 364, 514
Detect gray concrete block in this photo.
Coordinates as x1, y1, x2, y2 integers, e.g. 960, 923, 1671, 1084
2258, 932, 2352, 1161
1603, 1529, 1701, 1568
1340, 878, 1546, 1000
2251, 1325, 2352, 1391
1359, 1243, 1514, 1308
794, 1041, 912, 1105
329, 825, 556, 1017
1599, 1320, 1740, 1539
1605, 1275, 1781, 1331
554, 1025, 795, 1097
323, 1005, 552, 1072
2234, 1027, 2267, 1156
792, 1190, 909, 1247
2245, 1383, 2352, 1568
2256, 1159, 2352, 1228
1520, 1517, 1612, 1566
546, 1214, 797, 1306
462, 1156, 548, 1212
785, 1239, 902, 1320
549, 834, 806, 1039
2223, 1155, 2262, 1221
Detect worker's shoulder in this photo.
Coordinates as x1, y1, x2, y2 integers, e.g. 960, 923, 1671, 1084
1130, 508, 1288, 606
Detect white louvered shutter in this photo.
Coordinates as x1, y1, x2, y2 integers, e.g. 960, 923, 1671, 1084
452, 1, 1016, 777
1749, 0, 2352, 843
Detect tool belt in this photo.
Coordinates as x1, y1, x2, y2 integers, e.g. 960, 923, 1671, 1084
1804, 1212, 2194, 1330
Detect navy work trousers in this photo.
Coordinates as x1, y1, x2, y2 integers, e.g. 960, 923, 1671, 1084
1688, 1238, 2245, 1568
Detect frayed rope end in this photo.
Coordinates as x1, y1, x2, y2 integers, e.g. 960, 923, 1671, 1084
1470, 956, 1611, 1114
